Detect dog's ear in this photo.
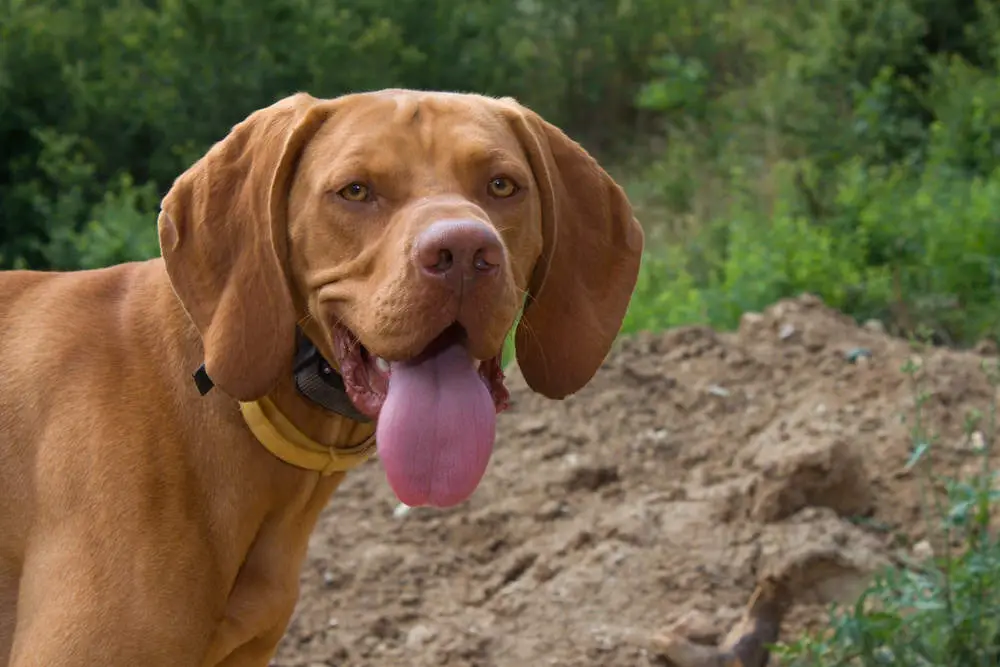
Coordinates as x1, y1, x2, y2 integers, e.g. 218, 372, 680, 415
158, 93, 332, 401
503, 101, 644, 399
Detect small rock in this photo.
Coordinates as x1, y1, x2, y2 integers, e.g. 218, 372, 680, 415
974, 339, 998, 356
406, 624, 437, 648
670, 608, 721, 645
707, 384, 730, 397
644, 427, 669, 443
912, 539, 934, 561
590, 628, 617, 652
540, 441, 570, 461
845, 347, 873, 364
516, 416, 548, 435
369, 616, 399, 640
740, 312, 765, 329
608, 549, 627, 567
739, 313, 768, 341
535, 499, 566, 521
778, 323, 796, 340
970, 431, 986, 452
399, 592, 421, 606
624, 363, 667, 383
533, 561, 560, 582
564, 465, 620, 492
798, 293, 823, 307
863, 319, 886, 334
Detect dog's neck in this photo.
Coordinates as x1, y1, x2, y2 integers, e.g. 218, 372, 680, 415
190, 320, 377, 474
193, 326, 367, 421
251, 327, 377, 474
243, 355, 377, 474
239, 394, 375, 475
289, 328, 371, 423
152, 265, 375, 474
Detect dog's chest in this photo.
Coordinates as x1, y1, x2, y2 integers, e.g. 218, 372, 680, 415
203, 473, 346, 666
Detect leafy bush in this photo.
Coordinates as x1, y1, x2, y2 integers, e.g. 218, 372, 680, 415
626, 0, 1000, 346
624, 156, 1000, 344
6, 0, 1000, 349
0, 0, 677, 270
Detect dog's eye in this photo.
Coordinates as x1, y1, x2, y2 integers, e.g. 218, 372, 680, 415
487, 176, 518, 199
338, 182, 371, 202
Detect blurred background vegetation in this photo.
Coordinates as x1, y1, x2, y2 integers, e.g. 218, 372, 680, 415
2, 0, 1000, 347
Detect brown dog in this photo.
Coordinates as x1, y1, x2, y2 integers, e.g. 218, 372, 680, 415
0, 89, 643, 666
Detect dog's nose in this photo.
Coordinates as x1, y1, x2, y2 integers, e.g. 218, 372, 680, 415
413, 219, 504, 282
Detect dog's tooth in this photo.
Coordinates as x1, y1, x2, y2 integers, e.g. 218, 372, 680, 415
374, 357, 390, 373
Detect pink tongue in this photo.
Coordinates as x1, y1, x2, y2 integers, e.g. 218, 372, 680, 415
376, 342, 496, 508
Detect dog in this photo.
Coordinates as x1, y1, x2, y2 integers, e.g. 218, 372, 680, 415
0, 89, 643, 666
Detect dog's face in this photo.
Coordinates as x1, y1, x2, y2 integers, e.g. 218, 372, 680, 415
158, 90, 643, 507
284, 91, 542, 418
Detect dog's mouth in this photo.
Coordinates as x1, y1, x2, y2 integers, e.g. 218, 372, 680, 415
331, 323, 509, 420
330, 322, 510, 508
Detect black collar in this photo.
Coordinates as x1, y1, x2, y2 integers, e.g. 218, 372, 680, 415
191, 328, 372, 424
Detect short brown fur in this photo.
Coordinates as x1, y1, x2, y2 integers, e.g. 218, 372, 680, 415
0, 89, 643, 666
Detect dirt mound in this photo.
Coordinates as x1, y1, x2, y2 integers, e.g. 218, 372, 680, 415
273, 295, 999, 667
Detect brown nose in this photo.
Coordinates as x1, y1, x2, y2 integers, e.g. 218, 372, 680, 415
413, 219, 504, 283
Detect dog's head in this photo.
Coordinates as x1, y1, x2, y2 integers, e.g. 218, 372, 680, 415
158, 90, 643, 506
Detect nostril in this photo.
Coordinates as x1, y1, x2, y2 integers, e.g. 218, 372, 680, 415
434, 249, 454, 272
477, 237, 505, 269
472, 248, 498, 272
416, 243, 455, 275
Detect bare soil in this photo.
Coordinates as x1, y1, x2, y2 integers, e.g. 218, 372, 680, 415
273, 295, 1000, 666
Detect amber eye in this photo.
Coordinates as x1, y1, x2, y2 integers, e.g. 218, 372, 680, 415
338, 182, 370, 202
487, 176, 518, 198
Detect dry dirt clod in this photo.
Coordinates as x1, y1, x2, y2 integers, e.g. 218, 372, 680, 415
563, 464, 620, 492
405, 624, 437, 648
749, 436, 873, 522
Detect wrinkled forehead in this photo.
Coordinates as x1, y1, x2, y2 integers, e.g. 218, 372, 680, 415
300, 92, 528, 185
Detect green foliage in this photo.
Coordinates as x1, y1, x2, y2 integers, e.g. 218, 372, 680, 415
624, 155, 1000, 344
626, 0, 1000, 347
0, 0, 672, 270
5, 0, 1000, 350
772, 356, 1000, 666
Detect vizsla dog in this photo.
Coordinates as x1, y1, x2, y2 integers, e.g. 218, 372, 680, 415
0, 89, 643, 666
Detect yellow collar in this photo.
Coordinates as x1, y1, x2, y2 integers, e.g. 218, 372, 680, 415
239, 396, 377, 475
